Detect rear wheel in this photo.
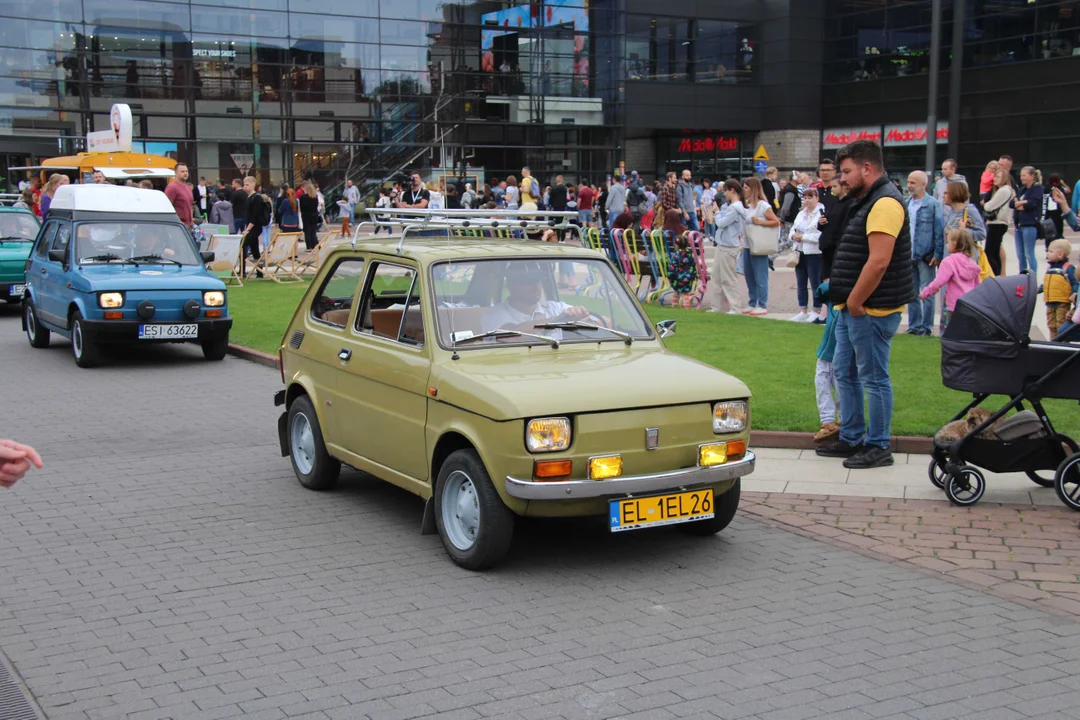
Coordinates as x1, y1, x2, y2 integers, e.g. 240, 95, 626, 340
680, 480, 741, 536
1054, 454, 1080, 511
70, 310, 100, 368
24, 300, 49, 348
434, 449, 514, 570
928, 457, 948, 490
1026, 435, 1079, 488
287, 395, 340, 490
202, 335, 229, 361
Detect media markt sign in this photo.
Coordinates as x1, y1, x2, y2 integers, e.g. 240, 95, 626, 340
86, 103, 133, 153
883, 121, 949, 147
230, 154, 254, 173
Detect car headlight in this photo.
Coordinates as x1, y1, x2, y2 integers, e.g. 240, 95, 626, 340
713, 401, 747, 434
98, 292, 124, 309
203, 291, 225, 307
525, 417, 571, 453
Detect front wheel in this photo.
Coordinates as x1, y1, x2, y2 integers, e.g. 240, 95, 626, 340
434, 449, 514, 570
70, 310, 100, 368
287, 395, 340, 490
928, 456, 948, 489
680, 480, 741, 536
25, 300, 49, 349
202, 335, 229, 361
945, 466, 986, 507
1054, 454, 1080, 511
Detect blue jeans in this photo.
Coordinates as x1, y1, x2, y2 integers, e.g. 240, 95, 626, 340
741, 249, 769, 308
908, 258, 936, 334
833, 310, 902, 449
685, 213, 700, 232
233, 218, 245, 234
1016, 226, 1038, 275
794, 253, 823, 310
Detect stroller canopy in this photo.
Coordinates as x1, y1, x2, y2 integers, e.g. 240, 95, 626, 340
942, 273, 1036, 357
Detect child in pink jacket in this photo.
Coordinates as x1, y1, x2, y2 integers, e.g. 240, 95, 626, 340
919, 228, 981, 326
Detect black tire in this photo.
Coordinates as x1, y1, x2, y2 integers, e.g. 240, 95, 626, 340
70, 310, 100, 368
202, 335, 229, 361
945, 466, 986, 507
287, 395, 340, 490
1026, 435, 1079, 488
434, 449, 514, 570
680, 479, 741, 536
24, 300, 49, 349
928, 457, 947, 490
1054, 454, 1080, 511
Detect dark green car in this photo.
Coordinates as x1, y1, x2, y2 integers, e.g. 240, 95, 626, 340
0, 207, 40, 304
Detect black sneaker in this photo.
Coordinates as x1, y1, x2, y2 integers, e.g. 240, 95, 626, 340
843, 445, 894, 469
815, 439, 863, 458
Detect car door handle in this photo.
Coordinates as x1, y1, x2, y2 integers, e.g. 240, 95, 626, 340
338, 348, 352, 362
39, 268, 46, 275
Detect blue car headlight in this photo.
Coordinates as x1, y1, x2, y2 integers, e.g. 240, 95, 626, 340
98, 292, 124, 309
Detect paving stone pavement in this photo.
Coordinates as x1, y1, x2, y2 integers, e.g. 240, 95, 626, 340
4, 305, 1080, 720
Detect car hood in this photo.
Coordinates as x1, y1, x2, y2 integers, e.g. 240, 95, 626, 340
0, 241, 33, 261
432, 345, 751, 420
78, 264, 227, 291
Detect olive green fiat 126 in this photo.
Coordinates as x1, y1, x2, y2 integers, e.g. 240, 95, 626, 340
275, 210, 755, 569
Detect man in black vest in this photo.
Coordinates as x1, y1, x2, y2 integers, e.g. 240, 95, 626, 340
817, 141, 915, 469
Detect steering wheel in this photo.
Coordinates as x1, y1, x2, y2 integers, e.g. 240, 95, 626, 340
552, 311, 609, 327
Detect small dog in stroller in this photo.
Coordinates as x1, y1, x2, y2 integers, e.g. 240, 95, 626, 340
930, 273, 1080, 508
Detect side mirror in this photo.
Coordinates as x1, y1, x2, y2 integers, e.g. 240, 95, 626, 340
200, 251, 215, 264
48, 249, 66, 264
656, 319, 677, 339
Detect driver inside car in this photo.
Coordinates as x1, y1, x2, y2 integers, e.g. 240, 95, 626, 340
129, 226, 176, 258
482, 261, 591, 337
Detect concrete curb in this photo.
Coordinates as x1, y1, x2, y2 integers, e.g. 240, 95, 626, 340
752, 430, 934, 455
227, 343, 278, 369
224, 343, 938, 453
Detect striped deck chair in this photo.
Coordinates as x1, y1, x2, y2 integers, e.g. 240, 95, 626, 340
296, 231, 342, 275
206, 234, 244, 286
247, 231, 303, 282
686, 231, 709, 307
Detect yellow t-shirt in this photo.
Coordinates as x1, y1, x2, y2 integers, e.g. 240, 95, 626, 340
835, 196, 906, 317
520, 176, 539, 205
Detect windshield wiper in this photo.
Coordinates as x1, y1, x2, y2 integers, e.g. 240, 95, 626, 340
452, 328, 559, 348
130, 254, 183, 266
80, 253, 135, 265
534, 321, 633, 345
0, 236, 31, 242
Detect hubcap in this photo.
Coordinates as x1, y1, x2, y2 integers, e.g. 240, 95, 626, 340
441, 470, 480, 551
26, 306, 35, 340
72, 320, 83, 358
290, 411, 316, 475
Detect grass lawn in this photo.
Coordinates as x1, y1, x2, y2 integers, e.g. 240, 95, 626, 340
227, 280, 1080, 438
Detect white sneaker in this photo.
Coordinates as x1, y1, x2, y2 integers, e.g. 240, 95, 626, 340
790, 311, 808, 323
706, 308, 721, 313
726, 309, 739, 315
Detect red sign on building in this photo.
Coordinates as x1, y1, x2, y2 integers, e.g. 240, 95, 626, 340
677, 136, 739, 154
821, 127, 882, 149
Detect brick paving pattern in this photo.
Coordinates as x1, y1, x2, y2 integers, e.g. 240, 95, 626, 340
743, 493, 1080, 619
3, 306, 1080, 719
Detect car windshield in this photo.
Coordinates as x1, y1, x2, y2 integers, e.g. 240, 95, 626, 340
0, 212, 40, 241
431, 258, 654, 348
75, 222, 200, 265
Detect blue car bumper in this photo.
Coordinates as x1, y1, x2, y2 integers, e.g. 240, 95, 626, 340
78, 318, 232, 344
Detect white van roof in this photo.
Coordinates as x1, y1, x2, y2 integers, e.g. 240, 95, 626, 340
49, 184, 180, 215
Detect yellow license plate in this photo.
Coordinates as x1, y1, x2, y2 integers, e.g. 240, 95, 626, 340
609, 489, 714, 533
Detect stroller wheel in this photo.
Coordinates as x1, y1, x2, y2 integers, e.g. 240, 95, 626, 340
1029, 435, 1080, 488
945, 466, 985, 507
1054, 454, 1080, 511
928, 457, 948, 490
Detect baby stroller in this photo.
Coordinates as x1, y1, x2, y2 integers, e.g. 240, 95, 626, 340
929, 273, 1080, 507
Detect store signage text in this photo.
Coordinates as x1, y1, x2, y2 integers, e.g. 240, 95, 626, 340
821, 127, 881, 149
883, 121, 949, 146
194, 48, 237, 58
677, 136, 738, 154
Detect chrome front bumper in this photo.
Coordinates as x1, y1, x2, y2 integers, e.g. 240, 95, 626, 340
505, 451, 755, 500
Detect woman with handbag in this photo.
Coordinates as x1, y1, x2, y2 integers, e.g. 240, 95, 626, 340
983, 166, 1014, 277
735, 177, 781, 316
1011, 166, 1044, 274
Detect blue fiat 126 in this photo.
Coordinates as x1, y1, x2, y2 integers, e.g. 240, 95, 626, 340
23, 184, 232, 368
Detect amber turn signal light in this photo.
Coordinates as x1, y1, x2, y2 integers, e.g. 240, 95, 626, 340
206, 309, 223, 318
104, 311, 123, 320
727, 439, 746, 461
533, 459, 572, 481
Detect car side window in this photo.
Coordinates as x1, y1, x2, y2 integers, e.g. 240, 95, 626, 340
34, 220, 58, 259
50, 223, 72, 257
356, 263, 423, 347
311, 259, 366, 328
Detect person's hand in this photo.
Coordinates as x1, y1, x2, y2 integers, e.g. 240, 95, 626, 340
1071, 292, 1077, 303
0, 440, 43, 489
792, 232, 802, 241
563, 306, 591, 319
930, 258, 940, 267
848, 303, 866, 318
682, 210, 688, 219
819, 215, 828, 226
1052, 187, 1067, 206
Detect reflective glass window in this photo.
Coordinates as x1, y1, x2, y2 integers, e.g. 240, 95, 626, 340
289, 0, 377, 14
380, 19, 432, 46
191, 7, 288, 38
83, 0, 191, 31
379, 0, 442, 22
290, 13, 378, 44
6, 0, 82, 21
0, 19, 82, 51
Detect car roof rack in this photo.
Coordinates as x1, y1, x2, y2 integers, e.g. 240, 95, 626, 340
355, 208, 582, 253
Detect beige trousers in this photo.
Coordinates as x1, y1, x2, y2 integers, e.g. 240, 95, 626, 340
709, 245, 742, 311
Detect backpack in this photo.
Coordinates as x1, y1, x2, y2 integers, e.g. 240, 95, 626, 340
254, 194, 272, 227
628, 183, 646, 209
